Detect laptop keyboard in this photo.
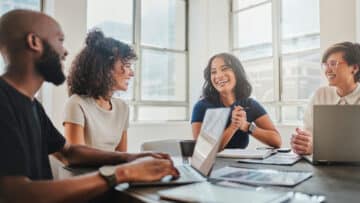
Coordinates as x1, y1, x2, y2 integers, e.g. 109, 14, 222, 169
176, 165, 205, 180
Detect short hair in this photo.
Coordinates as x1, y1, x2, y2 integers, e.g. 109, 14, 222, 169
202, 53, 252, 104
67, 29, 137, 99
322, 41, 360, 82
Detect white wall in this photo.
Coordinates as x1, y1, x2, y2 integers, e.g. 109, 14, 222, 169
42, 0, 87, 129
43, 0, 359, 152
320, 0, 357, 52
357, 0, 360, 42
188, 0, 230, 115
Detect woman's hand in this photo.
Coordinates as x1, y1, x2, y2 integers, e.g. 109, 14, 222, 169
229, 106, 249, 132
291, 128, 313, 155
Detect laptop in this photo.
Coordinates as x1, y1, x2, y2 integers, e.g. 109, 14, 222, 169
130, 107, 231, 186
305, 105, 360, 164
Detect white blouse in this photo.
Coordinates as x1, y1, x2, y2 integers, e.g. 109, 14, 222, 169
303, 84, 360, 133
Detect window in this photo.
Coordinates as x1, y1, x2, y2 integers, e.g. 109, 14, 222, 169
232, 0, 320, 123
0, 0, 42, 74
87, 0, 188, 121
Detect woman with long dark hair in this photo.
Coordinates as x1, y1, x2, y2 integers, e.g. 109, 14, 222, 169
192, 53, 281, 150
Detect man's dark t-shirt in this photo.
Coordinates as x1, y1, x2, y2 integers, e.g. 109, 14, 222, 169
0, 78, 65, 180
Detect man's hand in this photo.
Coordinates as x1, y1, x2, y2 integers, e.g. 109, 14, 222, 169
291, 128, 313, 155
115, 157, 179, 182
125, 152, 171, 162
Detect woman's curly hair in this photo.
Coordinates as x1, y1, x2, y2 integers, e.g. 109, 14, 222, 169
202, 53, 252, 104
67, 29, 137, 100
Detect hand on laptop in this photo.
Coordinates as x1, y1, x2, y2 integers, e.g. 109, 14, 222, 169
116, 157, 179, 182
230, 106, 249, 132
291, 128, 313, 155
126, 152, 171, 162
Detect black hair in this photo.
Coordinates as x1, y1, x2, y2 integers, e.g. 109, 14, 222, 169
68, 29, 137, 100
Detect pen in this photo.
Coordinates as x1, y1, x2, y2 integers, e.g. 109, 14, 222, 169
234, 105, 251, 111
256, 147, 274, 150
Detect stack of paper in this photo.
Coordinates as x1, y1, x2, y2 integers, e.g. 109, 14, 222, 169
217, 149, 275, 159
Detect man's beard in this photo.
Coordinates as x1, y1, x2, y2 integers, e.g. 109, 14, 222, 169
35, 40, 66, 85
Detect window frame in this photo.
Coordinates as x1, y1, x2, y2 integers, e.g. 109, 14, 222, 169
86, 0, 189, 121
230, 0, 320, 124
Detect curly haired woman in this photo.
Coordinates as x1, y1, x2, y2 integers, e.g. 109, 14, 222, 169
63, 29, 136, 152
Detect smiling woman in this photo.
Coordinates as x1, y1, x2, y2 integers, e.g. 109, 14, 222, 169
191, 53, 282, 150
63, 29, 137, 152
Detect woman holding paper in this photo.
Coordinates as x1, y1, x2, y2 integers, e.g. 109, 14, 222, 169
291, 42, 360, 155
191, 53, 281, 150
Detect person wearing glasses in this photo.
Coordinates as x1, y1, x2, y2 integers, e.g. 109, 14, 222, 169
191, 53, 281, 150
64, 30, 134, 152
291, 42, 360, 155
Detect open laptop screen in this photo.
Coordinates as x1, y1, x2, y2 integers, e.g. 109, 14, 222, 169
191, 108, 230, 176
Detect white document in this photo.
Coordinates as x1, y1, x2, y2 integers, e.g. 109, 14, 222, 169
237, 152, 301, 165
217, 149, 275, 159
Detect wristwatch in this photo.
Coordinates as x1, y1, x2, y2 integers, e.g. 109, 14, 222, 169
99, 165, 117, 188
248, 122, 257, 134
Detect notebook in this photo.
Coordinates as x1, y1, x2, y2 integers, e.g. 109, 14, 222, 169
236, 152, 301, 165
129, 107, 231, 187
210, 166, 312, 187
217, 149, 275, 159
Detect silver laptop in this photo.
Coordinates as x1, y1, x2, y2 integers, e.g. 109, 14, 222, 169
130, 107, 231, 186
307, 105, 360, 164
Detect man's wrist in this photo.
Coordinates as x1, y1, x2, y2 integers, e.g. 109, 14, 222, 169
99, 165, 118, 187
115, 166, 131, 183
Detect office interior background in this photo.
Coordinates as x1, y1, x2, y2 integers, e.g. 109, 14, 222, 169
0, 0, 359, 152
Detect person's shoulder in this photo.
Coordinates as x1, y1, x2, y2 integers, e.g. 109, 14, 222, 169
237, 97, 262, 107
67, 94, 89, 104
191, 98, 213, 122
193, 98, 214, 109
0, 85, 10, 107
0, 78, 11, 99
0, 79, 16, 108
313, 86, 336, 98
315, 86, 333, 93
65, 94, 93, 110
111, 97, 129, 110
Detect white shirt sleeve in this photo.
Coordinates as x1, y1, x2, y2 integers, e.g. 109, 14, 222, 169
63, 97, 85, 127
303, 92, 317, 133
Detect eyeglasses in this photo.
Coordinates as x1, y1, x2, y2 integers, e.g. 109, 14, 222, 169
321, 60, 346, 71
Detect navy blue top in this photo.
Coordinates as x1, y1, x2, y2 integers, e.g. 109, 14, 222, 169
191, 98, 267, 148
